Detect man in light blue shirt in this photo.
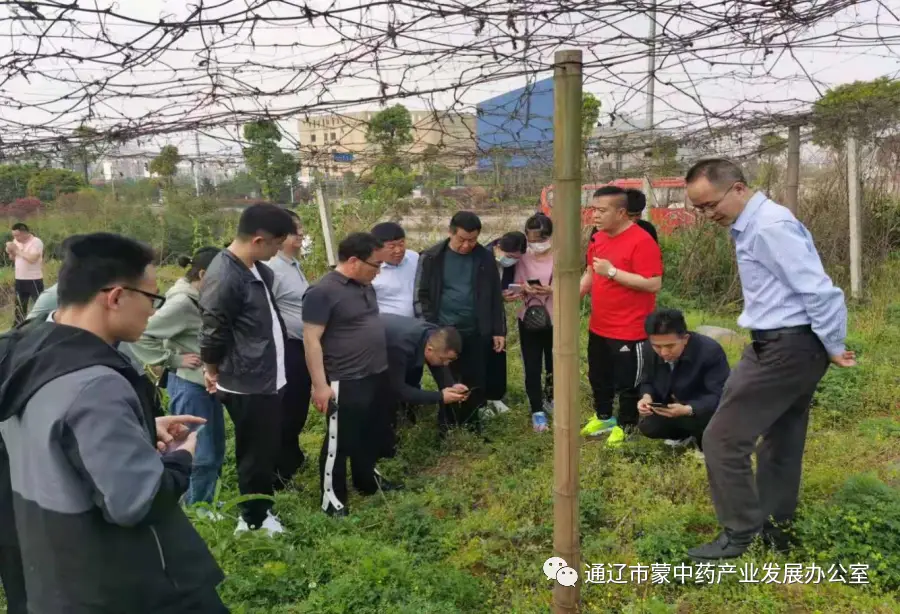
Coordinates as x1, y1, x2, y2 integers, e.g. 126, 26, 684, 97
683, 158, 855, 561
371, 222, 419, 318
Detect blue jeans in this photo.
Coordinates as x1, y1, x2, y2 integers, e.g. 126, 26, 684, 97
167, 373, 226, 506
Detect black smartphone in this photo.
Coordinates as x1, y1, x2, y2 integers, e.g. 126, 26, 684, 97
527, 279, 542, 286
649, 402, 666, 409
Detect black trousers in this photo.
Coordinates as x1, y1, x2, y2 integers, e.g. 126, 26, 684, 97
703, 331, 829, 539
639, 413, 711, 450
0, 545, 27, 614
587, 332, 646, 427
220, 390, 285, 528
440, 333, 490, 433
275, 339, 312, 487
485, 343, 507, 402
177, 585, 230, 613
319, 373, 388, 511
518, 320, 553, 414
399, 365, 425, 425
13, 278, 43, 325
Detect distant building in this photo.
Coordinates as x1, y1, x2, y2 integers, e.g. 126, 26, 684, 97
588, 114, 700, 175
296, 110, 476, 182
475, 78, 554, 170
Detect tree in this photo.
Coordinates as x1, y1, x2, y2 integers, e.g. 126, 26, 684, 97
242, 120, 298, 200
582, 93, 601, 142
812, 77, 900, 150
422, 144, 455, 199
26, 168, 86, 201
65, 125, 105, 184
366, 105, 414, 161
650, 136, 680, 175
149, 145, 182, 186
0, 164, 40, 204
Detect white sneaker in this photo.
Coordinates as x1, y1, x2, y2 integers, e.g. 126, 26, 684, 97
490, 400, 511, 415
664, 436, 696, 448
261, 512, 285, 536
234, 518, 249, 535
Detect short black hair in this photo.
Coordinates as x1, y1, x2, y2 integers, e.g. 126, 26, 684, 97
625, 189, 646, 214
11, 223, 29, 232
57, 233, 155, 307
237, 203, 295, 240
449, 211, 482, 233
525, 213, 553, 238
685, 158, 746, 189
644, 308, 689, 336
498, 231, 527, 254
337, 232, 383, 263
371, 222, 406, 243
592, 185, 627, 208
178, 246, 221, 282
429, 326, 463, 354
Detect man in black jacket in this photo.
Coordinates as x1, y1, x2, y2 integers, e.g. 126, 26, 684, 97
199, 203, 294, 536
637, 308, 730, 451
414, 211, 506, 434
626, 188, 660, 244
381, 314, 468, 452
0, 232, 225, 613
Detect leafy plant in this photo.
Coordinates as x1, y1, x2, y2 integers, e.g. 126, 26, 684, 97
242, 120, 298, 200
149, 145, 183, 187
26, 168, 85, 201
812, 77, 900, 149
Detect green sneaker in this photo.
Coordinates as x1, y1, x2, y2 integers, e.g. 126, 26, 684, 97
605, 426, 626, 448
580, 416, 618, 437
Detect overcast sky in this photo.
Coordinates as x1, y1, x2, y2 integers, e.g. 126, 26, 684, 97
0, 0, 897, 158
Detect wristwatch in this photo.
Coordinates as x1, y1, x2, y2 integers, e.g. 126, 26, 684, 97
607, 266, 618, 279
686, 405, 694, 417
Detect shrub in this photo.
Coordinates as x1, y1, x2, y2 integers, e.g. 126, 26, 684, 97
0, 197, 42, 218
26, 168, 85, 202
796, 473, 900, 591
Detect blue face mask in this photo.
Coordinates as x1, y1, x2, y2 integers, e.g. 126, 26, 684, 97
498, 255, 518, 268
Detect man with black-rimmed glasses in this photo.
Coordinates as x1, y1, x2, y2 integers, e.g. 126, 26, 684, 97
303, 232, 399, 518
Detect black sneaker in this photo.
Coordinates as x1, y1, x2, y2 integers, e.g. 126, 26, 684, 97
374, 468, 405, 493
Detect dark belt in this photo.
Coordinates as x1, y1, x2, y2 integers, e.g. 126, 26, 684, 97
750, 324, 812, 342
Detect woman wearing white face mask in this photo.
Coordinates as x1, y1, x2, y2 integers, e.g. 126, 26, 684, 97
480, 231, 526, 416
513, 214, 555, 432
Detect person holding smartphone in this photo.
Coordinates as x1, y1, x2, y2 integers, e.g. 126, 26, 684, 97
636, 309, 730, 451
513, 214, 555, 433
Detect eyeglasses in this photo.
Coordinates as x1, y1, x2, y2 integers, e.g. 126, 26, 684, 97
102, 286, 166, 309
692, 182, 738, 212
358, 259, 382, 270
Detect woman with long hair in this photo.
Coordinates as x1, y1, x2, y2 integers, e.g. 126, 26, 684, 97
131, 246, 224, 506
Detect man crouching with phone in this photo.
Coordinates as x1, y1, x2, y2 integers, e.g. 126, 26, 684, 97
637, 309, 731, 451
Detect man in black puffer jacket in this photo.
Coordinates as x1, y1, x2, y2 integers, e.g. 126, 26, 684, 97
0, 233, 225, 613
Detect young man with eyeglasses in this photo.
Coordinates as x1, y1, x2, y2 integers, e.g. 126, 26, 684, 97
198, 203, 295, 536
303, 232, 398, 517
0, 232, 225, 613
684, 159, 854, 561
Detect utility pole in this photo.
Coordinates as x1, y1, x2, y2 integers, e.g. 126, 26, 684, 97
641, 0, 657, 219
316, 187, 337, 268
551, 49, 582, 614
193, 131, 202, 197
847, 134, 862, 299
784, 124, 801, 213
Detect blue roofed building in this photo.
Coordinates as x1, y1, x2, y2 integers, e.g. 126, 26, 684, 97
476, 77, 554, 170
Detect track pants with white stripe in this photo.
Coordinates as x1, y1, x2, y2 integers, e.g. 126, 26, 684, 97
587, 332, 647, 428
319, 373, 389, 512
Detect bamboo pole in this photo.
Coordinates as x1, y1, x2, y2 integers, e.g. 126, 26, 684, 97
552, 49, 582, 614
316, 186, 338, 268
784, 124, 800, 213
847, 135, 861, 299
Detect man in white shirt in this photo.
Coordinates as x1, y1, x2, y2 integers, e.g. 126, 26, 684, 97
6, 223, 44, 325
371, 222, 423, 422
371, 222, 419, 317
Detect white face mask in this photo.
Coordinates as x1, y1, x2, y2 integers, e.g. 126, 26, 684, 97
497, 255, 518, 268
529, 241, 551, 254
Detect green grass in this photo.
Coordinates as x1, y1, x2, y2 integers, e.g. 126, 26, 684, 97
2, 261, 900, 613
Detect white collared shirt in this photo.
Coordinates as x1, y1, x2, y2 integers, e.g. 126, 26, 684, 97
372, 249, 419, 317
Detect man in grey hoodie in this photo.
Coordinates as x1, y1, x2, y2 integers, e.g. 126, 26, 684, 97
0, 233, 225, 613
